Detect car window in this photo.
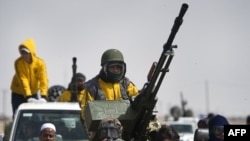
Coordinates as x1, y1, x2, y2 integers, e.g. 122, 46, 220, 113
13, 110, 88, 141
170, 124, 193, 134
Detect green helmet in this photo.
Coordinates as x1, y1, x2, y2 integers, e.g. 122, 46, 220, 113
101, 49, 124, 66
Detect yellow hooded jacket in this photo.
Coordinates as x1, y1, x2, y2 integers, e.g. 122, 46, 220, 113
58, 90, 85, 102
10, 38, 48, 97
80, 77, 139, 119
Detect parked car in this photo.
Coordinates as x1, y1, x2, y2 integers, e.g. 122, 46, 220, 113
7, 102, 88, 141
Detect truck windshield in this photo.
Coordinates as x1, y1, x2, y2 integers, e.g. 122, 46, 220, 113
13, 109, 88, 141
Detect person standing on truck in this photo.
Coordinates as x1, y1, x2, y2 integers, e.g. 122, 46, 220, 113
10, 38, 49, 118
80, 49, 139, 139
58, 72, 86, 102
80, 48, 139, 119
39, 123, 57, 141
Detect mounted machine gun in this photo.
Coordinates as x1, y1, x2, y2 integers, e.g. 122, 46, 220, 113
84, 3, 189, 141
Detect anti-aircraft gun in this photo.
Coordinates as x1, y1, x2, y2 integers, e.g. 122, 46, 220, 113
84, 3, 189, 141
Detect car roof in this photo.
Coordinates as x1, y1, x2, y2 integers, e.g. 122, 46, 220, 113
17, 102, 81, 111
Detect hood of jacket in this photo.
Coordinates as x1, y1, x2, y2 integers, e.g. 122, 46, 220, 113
19, 38, 37, 58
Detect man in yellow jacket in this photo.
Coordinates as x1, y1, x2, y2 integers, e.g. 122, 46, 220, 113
10, 38, 48, 118
58, 72, 86, 102
80, 48, 139, 119
80, 49, 139, 140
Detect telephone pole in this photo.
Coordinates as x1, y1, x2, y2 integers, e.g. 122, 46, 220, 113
205, 80, 210, 114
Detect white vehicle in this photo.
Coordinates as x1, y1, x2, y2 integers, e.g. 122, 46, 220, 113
8, 102, 88, 141
161, 117, 198, 141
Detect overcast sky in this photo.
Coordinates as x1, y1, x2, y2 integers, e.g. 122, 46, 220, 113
1, 0, 250, 118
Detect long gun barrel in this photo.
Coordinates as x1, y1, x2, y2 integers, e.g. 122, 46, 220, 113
70, 57, 78, 102
130, 3, 189, 140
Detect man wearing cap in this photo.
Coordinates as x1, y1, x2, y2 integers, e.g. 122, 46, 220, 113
39, 123, 56, 141
10, 38, 49, 118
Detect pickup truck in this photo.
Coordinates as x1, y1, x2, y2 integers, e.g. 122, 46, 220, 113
6, 102, 88, 141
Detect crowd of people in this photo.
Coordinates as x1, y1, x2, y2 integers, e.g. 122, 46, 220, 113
8, 38, 250, 141
9, 38, 141, 141
10, 38, 88, 119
